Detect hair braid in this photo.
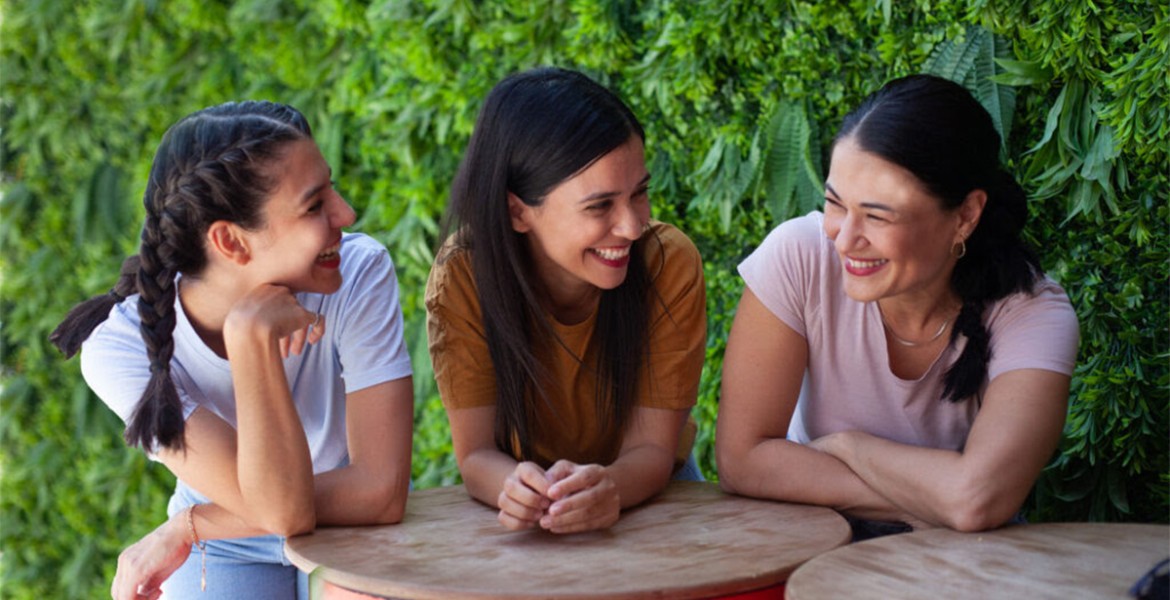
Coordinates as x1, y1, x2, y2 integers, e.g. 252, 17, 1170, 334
52, 100, 312, 452
837, 75, 1041, 403
49, 255, 139, 357
943, 300, 991, 402
123, 197, 184, 450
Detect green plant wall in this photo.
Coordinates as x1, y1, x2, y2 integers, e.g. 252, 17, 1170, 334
2, 1, 1165, 597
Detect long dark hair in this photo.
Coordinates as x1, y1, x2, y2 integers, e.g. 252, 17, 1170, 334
439, 67, 650, 460
835, 74, 1041, 403
50, 101, 312, 451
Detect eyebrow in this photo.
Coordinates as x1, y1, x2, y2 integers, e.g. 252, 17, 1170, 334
823, 182, 896, 213
577, 173, 651, 204
861, 201, 896, 213
298, 169, 333, 205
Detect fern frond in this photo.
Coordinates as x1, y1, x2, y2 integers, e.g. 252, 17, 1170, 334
762, 101, 812, 223
925, 25, 1018, 150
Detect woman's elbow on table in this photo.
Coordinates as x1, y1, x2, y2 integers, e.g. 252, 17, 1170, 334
262, 506, 317, 538
939, 482, 1022, 533
945, 505, 1008, 533
714, 441, 757, 497
715, 461, 745, 496
350, 476, 409, 525
373, 486, 409, 525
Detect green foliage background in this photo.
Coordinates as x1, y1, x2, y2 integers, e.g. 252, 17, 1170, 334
2, 0, 1165, 596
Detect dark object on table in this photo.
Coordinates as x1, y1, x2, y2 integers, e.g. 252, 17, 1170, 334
1130, 558, 1169, 599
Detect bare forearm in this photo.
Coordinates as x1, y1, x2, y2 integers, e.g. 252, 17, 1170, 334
180, 502, 268, 542
607, 444, 675, 509
828, 372, 1072, 532
181, 460, 411, 540
313, 464, 410, 525
459, 449, 523, 508
225, 330, 314, 535
722, 438, 913, 523
825, 433, 1009, 531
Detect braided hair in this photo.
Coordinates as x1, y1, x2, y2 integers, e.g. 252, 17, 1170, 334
834, 74, 1041, 403
51, 101, 311, 450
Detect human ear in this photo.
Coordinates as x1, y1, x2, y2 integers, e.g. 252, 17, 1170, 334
205, 221, 251, 266
956, 189, 987, 240
508, 192, 532, 233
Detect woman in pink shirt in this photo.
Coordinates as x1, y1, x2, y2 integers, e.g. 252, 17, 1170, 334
716, 75, 1078, 538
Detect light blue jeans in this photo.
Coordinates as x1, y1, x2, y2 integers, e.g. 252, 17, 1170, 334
161, 481, 307, 600
673, 453, 705, 481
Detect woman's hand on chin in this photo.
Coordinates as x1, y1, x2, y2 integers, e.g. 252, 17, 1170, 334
223, 284, 323, 356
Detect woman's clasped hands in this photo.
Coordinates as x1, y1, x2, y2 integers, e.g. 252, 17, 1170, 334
498, 460, 620, 534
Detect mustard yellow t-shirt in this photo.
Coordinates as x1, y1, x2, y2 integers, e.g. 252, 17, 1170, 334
425, 221, 706, 468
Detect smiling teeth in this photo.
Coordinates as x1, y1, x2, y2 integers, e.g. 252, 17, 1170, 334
847, 257, 887, 269
593, 247, 629, 260
317, 242, 341, 260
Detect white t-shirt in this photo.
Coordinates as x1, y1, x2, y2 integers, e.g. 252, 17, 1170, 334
738, 212, 1079, 451
81, 232, 412, 474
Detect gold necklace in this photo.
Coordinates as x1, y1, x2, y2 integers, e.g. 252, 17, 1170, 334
879, 309, 954, 347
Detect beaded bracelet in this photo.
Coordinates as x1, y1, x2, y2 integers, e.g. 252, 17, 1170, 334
186, 504, 208, 591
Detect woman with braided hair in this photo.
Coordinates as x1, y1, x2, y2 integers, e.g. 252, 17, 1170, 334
51, 101, 413, 599
716, 75, 1079, 538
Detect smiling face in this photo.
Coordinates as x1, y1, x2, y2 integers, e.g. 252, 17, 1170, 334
243, 138, 356, 295
510, 137, 651, 314
822, 136, 978, 307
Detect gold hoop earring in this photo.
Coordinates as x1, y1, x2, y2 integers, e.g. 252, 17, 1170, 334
952, 240, 967, 259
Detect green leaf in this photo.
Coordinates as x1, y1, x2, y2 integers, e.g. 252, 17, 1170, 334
1029, 83, 1069, 153
991, 57, 1053, 86
762, 100, 814, 223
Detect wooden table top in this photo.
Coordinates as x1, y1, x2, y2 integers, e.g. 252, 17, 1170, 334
786, 522, 1169, 600
285, 481, 850, 600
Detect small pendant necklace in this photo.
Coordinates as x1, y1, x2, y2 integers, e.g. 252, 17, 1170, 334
879, 307, 954, 347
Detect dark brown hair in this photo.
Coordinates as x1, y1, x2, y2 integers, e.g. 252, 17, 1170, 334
439, 67, 651, 460
50, 101, 311, 451
835, 74, 1041, 402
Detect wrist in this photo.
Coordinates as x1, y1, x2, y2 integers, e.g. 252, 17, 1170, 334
223, 312, 278, 353
837, 431, 866, 465
164, 509, 193, 548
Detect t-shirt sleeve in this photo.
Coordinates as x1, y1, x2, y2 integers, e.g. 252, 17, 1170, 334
986, 278, 1080, 380
737, 212, 824, 338
425, 250, 498, 410
332, 236, 413, 393
80, 306, 155, 426
638, 225, 707, 411
79, 300, 203, 458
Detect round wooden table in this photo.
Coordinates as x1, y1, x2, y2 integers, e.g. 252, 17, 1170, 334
286, 481, 850, 600
786, 522, 1169, 599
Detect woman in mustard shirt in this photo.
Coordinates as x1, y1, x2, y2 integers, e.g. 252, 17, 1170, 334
426, 67, 707, 534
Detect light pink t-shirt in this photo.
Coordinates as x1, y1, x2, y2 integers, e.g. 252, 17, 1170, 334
738, 212, 1079, 451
